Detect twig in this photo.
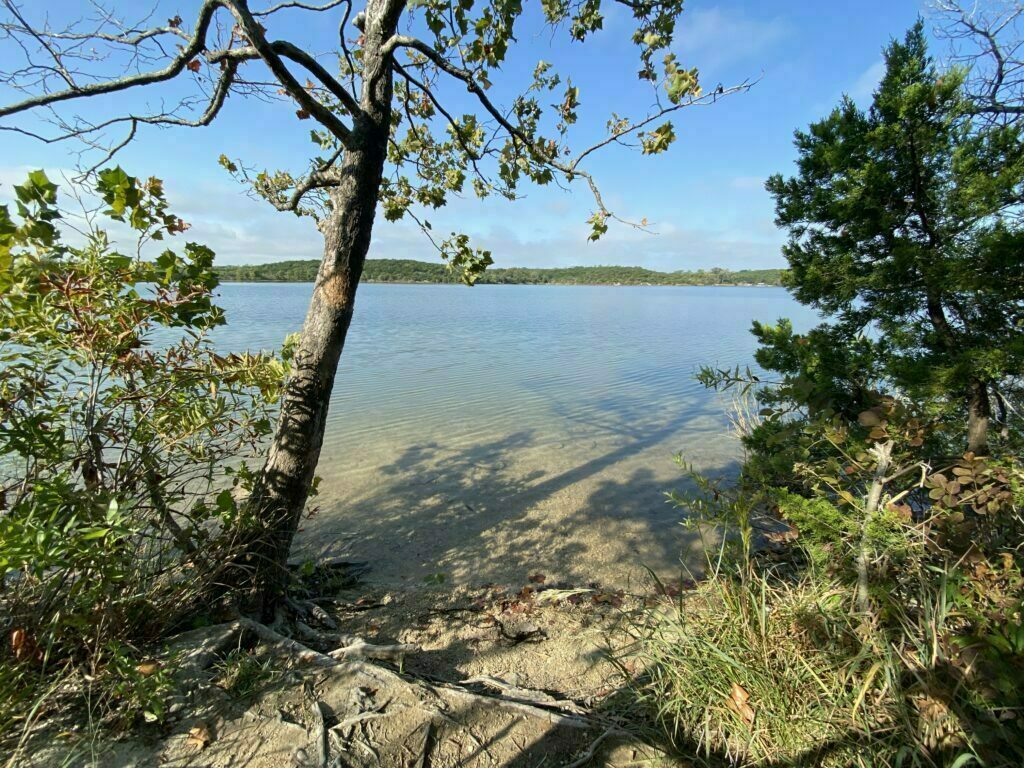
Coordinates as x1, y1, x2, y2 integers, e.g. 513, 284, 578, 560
563, 727, 618, 768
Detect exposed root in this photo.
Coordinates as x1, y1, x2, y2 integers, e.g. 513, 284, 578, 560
461, 674, 586, 714
286, 596, 339, 630
173, 620, 246, 678
169, 616, 420, 680
305, 689, 328, 768
329, 639, 419, 662
563, 726, 619, 768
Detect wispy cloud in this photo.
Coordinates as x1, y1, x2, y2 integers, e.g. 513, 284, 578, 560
0, 166, 786, 270
848, 59, 885, 103
674, 5, 791, 74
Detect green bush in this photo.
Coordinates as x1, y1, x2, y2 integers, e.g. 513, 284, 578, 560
0, 170, 288, 743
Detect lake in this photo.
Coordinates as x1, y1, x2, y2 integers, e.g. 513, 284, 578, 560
211, 283, 818, 587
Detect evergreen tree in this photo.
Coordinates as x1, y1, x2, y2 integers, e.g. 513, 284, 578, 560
766, 22, 1024, 454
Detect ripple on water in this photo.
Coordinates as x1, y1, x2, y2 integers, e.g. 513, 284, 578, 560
209, 283, 818, 584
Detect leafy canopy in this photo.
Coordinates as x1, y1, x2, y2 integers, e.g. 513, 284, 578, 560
217, 0, 723, 283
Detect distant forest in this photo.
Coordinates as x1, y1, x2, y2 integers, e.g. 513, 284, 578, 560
215, 259, 786, 286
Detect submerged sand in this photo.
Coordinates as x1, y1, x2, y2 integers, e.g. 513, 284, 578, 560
295, 408, 739, 591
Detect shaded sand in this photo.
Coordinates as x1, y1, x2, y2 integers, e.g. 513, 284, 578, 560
295, 407, 739, 591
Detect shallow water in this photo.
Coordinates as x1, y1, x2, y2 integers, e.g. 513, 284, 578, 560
210, 283, 818, 586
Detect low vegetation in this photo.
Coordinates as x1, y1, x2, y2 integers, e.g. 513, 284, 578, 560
215, 258, 786, 286
623, 24, 1024, 767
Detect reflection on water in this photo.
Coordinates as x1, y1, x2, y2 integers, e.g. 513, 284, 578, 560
210, 283, 818, 586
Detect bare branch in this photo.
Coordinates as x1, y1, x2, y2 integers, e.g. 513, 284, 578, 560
253, 0, 347, 16
0, 55, 242, 168
0, 0, 223, 119
934, 0, 1024, 120
210, 39, 361, 118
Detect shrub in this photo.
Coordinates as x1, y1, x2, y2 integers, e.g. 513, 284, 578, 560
623, 397, 1024, 766
0, 170, 288, 744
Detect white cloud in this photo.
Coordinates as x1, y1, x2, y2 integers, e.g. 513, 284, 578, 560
0, 166, 786, 271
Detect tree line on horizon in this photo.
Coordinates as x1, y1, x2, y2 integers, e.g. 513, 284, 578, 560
215, 258, 786, 286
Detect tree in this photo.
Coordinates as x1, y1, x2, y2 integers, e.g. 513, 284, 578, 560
0, 0, 747, 612
765, 22, 1024, 456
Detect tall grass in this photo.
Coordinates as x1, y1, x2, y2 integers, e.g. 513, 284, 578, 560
620, 559, 988, 767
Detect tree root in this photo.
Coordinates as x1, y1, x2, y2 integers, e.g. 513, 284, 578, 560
460, 674, 586, 714
329, 639, 419, 662
169, 617, 420, 677
305, 690, 328, 768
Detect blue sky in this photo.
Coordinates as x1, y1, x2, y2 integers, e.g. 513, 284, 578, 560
0, 0, 929, 270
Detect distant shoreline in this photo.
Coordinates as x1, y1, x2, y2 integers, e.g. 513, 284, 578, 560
216, 279, 783, 287
215, 258, 787, 287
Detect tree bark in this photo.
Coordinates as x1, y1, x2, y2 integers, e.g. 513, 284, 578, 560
967, 377, 991, 456
232, 0, 406, 617
926, 291, 991, 455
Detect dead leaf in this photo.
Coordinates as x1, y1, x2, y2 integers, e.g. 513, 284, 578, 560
187, 721, 213, 750
725, 683, 755, 724
10, 628, 40, 663
592, 591, 624, 608
857, 409, 882, 427
296, 109, 311, 120
528, 573, 546, 584
186, 59, 201, 73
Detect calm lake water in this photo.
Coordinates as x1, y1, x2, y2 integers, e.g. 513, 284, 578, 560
210, 283, 818, 586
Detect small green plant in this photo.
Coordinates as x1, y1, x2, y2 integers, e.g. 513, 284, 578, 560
213, 648, 280, 701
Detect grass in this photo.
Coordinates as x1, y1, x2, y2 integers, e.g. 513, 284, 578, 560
213, 647, 281, 700
615, 561, 985, 768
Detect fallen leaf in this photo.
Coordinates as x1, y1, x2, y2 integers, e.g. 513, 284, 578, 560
725, 682, 755, 724
10, 628, 40, 663
187, 721, 213, 750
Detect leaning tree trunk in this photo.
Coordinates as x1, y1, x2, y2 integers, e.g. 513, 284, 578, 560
234, 0, 404, 617
967, 377, 991, 456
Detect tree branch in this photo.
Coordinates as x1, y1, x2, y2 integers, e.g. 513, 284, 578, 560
0, 0, 223, 119
253, 0, 347, 16
221, 0, 354, 144
385, 34, 749, 226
